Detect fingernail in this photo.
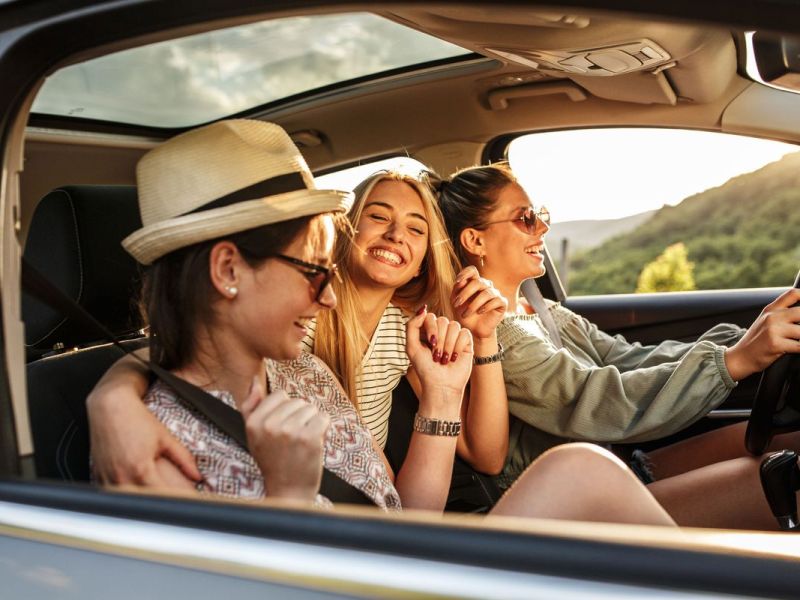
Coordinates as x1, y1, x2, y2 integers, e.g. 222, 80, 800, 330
433, 349, 441, 362
454, 296, 463, 307
416, 304, 428, 316
429, 335, 437, 348
477, 306, 487, 314
451, 352, 458, 362
441, 352, 449, 364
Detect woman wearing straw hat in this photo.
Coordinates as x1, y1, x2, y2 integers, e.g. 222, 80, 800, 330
88, 119, 676, 523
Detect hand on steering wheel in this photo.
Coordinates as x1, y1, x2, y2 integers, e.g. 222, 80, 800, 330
745, 273, 800, 455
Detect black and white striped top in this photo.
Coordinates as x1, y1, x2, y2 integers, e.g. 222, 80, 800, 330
302, 305, 410, 448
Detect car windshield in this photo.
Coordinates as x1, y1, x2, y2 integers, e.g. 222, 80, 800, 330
31, 12, 470, 128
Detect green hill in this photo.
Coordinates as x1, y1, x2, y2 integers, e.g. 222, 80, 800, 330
568, 151, 800, 295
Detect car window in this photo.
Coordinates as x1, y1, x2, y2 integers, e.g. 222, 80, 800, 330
507, 128, 800, 296
31, 13, 469, 128
315, 156, 428, 190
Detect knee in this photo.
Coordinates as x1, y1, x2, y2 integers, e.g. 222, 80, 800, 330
535, 443, 628, 478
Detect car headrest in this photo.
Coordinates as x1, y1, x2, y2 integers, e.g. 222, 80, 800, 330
22, 185, 144, 358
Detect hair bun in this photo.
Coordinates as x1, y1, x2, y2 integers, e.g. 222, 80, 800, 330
420, 169, 449, 195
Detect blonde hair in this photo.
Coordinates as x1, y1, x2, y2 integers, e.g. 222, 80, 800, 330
313, 170, 458, 406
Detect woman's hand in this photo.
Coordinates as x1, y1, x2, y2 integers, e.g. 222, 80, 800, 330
240, 378, 329, 502
87, 385, 202, 486
451, 266, 507, 340
725, 288, 800, 381
406, 307, 473, 414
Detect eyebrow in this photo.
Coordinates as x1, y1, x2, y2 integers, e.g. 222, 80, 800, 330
365, 200, 428, 224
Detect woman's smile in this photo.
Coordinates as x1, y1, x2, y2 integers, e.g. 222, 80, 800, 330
368, 245, 406, 267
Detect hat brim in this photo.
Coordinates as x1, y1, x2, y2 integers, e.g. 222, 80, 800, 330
123, 188, 354, 265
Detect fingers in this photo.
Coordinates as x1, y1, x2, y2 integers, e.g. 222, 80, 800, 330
452, 277, 490, 309
460, 288, 501, 318
769, 288, 800, 310
438, 317, 460, 364
455, 327, 474, 356
406, 304, 429, 354
454, 266, 480, 289
161, 435, 203, 482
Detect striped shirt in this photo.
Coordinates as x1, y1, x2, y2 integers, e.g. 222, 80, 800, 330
302, 305, 410, 448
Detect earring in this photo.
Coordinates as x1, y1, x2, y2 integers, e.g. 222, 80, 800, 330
225, 285, 238, 298
479, 254, 485, 268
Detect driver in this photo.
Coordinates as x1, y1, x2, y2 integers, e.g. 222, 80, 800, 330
435, 162, 800, 530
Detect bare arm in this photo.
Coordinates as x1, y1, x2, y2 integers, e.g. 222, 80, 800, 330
394, 308, 472, 511
448, 266, 509, 474
87, 349, 202, 485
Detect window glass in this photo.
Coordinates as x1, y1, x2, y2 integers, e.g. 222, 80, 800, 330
508, 128, 800, 295
32, 13, 469, 128
315, 156, 429, 191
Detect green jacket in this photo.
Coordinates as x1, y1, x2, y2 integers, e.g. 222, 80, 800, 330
496, 301, 744, 488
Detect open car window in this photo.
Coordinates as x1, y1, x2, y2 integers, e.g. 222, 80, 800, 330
31, 12, 470, 128
507, 128, 800, 296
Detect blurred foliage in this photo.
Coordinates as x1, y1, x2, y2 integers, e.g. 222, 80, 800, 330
568, 152, 800, 295
636, 243, 696, 293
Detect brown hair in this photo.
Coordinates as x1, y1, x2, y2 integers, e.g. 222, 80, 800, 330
142, 214, 331, 370
432, 163, 517, 267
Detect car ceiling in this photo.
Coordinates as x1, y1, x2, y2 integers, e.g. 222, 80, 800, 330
17, 4, 800, 235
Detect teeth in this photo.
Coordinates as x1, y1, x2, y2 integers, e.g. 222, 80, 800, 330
370, 248, 403, 265
296, 318, 312, 326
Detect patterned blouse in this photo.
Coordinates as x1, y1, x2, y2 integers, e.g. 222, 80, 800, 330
143, 351, 402, 510
496, 300, 744, 489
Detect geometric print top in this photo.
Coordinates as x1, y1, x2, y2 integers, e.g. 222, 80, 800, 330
142, 351, 401, 511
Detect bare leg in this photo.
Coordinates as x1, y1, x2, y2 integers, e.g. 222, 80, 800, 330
489, 443, 675, 526
647, 422, 800, 480
648, 456, 781, 530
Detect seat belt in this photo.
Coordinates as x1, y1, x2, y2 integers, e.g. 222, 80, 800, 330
520, 278, 562, 348
22, 258, 374, 506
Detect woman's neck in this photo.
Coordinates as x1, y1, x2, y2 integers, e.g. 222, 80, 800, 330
353, 284, 395, 341
174, 331, 266, 410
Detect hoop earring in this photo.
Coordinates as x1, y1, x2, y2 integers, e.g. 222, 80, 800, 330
225, 285, 238, 298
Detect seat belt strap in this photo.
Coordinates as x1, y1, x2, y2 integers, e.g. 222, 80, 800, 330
520, 278, 563, 348
22, 258, 374, 506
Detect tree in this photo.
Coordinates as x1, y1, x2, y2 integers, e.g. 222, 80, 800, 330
636, 243, 696, 293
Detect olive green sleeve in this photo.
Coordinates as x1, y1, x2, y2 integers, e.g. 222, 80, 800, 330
498, 317, 737, 444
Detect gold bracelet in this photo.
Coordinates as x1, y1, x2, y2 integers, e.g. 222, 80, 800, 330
413, 413, 462, 437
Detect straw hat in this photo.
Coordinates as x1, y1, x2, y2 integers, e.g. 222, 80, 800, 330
122, 119, 353, 264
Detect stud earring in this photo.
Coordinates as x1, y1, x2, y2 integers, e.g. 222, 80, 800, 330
225, 285, 238, 298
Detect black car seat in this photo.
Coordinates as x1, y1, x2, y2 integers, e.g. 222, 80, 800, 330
23, 185, 144, 481
385, 377, 503, 513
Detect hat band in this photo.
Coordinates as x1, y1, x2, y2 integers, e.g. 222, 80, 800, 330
184, 171, 308, 216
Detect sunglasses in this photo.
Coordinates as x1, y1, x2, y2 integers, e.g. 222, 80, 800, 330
483, 206, 550, 234
274, 254, 339, 303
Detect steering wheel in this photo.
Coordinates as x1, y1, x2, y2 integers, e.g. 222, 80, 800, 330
745, 269, 800, 455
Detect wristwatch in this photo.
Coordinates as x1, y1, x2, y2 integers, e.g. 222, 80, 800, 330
413, 413, 462, 437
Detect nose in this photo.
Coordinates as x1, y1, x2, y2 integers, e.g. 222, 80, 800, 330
316, 281, 337, 310
384, 221, 404, 242
534, 215, 550, 236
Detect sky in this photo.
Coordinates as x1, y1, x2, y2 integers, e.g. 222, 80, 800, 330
316, 128, 799, 226
507, 128, 799, 223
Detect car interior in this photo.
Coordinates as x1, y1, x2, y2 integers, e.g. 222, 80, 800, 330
6, 1, 800, 593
